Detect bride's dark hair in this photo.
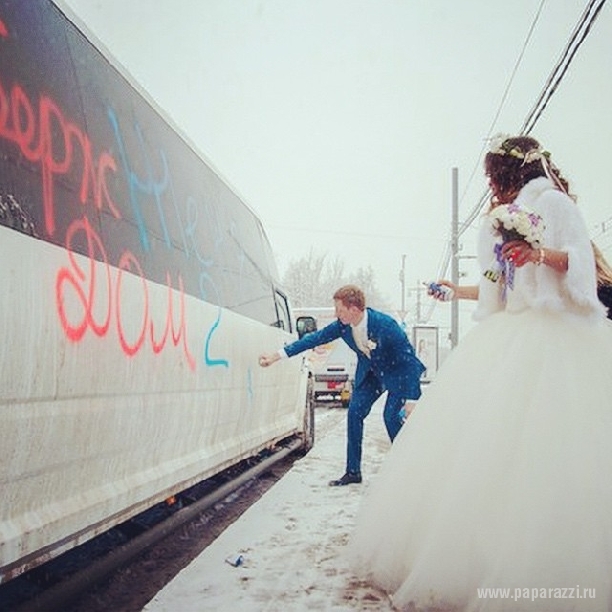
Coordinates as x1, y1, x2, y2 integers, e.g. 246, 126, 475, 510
484, 135, 571, 207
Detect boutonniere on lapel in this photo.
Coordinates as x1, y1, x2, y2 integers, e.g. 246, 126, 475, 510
366, 339, 377, 352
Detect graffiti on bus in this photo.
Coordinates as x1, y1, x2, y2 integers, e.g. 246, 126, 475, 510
0, 15, 229, 370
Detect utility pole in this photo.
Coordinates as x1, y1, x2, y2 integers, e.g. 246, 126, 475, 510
450, 167, 459, 348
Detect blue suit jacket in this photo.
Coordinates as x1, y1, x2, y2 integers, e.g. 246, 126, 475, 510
285, 308, 425, 400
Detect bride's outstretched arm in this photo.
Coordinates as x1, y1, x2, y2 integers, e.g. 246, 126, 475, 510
453, 284, 479, 300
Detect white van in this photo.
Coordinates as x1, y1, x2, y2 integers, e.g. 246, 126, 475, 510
294, 308, 357, 407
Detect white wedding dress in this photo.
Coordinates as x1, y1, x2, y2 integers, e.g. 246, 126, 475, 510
348, 179, 612, 611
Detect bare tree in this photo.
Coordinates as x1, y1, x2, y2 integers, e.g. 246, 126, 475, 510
348, 265, 391, 311
282, 251, 391, 312
282, 250, 328, 306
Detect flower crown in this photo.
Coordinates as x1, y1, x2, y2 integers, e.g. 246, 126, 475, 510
487, 133, 550, 166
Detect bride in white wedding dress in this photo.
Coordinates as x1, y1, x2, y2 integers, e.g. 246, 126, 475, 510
348, 135, 612, 612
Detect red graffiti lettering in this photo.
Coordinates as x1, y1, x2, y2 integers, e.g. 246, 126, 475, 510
11, 84, 39, 161
149, 273, 196, 370
116, 251, 148, 357
56, 218, 195, 370
0, 77, 120, 236
56, 217, 112, 341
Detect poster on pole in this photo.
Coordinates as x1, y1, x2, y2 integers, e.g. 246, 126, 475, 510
413, 326, 439, 383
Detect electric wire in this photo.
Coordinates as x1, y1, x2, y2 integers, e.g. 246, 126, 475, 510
428, 0, 547, 299
460, 0, 607, 239
458, 0, 547, 211
522, 0, 608, 134
424, 0, 608, 323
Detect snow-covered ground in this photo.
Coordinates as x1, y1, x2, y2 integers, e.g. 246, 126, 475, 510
142, 399, 396, 611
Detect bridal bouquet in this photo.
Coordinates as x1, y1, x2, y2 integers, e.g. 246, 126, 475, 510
484, 203, 545, 290
489, 202, 545, 247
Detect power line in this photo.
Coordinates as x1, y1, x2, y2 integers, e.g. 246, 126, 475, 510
458, 0, 547, 210
466, 0, 608, 236
431, 2, 549, 289
427, 0, 608, 322
522, 0, 608, 134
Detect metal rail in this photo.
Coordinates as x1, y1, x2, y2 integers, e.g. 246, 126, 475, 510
14, 438, 303, 612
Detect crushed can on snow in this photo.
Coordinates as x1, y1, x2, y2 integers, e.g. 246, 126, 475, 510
225, 554, 244, 567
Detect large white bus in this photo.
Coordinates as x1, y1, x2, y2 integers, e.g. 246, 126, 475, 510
0, 0, 312, 582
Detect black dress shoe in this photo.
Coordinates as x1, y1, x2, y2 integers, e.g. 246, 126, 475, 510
329, 472, 362, 486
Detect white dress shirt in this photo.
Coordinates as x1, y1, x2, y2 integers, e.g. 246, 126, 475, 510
351, 309, 370, 357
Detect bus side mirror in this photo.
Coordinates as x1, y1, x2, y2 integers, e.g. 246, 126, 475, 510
296, 316, 317, 338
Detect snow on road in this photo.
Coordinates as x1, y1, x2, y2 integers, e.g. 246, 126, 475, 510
143, 399, 396, 611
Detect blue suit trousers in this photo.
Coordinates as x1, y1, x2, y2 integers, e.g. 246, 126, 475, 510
346, 371, 406, 475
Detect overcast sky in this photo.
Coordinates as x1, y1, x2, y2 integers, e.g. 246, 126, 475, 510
55, 0, 612, 332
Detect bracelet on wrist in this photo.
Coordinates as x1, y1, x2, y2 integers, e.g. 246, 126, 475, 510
536, 248, 546, 266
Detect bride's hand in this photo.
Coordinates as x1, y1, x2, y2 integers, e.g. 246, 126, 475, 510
427, 280, 456, 301
501, 240, 536, 267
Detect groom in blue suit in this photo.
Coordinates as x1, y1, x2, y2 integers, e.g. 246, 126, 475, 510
259, 285, 425, 486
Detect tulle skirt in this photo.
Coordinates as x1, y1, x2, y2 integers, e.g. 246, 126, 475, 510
348, 309, 612, 611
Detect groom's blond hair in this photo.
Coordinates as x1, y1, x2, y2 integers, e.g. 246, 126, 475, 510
333, 285, 365, 311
